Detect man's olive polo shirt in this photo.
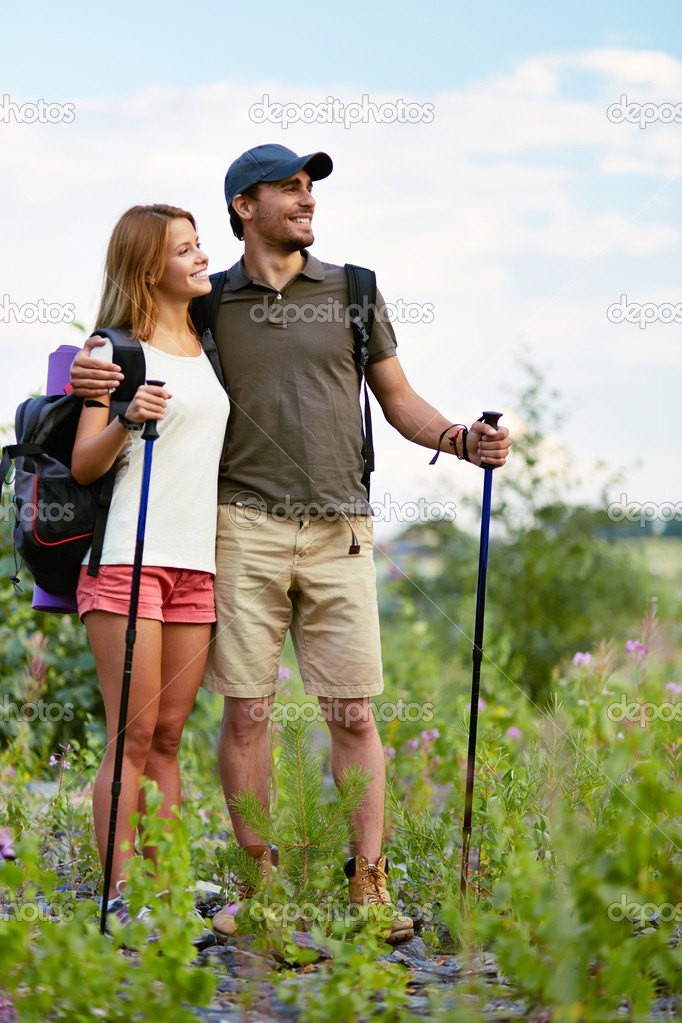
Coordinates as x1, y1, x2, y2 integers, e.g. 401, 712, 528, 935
213, 253, 397, 516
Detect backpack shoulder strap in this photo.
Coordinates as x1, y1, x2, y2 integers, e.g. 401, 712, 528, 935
86, 468, 116, 578
344, 264, 377, 498
344, 264, 377, 368
198, 329, 228, 393
190, 271, 228, 339
84, 329, 145, 577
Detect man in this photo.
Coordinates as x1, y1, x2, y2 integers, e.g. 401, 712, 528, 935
71, 144, 511, 944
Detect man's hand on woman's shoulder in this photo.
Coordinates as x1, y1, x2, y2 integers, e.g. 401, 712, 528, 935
70, 336, 124, 398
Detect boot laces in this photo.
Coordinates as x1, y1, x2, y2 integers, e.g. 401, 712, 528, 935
363, 862, 392, 907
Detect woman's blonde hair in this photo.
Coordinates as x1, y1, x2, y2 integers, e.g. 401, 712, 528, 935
94, 204, 198, 341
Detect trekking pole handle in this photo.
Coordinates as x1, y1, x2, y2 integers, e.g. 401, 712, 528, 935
142, 379, 165, 441
480, 410, 503, 469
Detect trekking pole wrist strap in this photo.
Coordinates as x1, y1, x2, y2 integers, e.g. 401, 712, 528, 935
429, 423, 466, 465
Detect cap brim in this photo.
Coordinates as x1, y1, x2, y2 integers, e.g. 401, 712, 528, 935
260, 151, 333, 183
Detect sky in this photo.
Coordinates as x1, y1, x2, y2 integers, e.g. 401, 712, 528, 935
2, 0, 681, 539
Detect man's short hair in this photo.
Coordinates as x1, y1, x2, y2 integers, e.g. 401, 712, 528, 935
229, 184, 261, 241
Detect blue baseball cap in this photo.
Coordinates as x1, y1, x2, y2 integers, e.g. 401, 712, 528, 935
224, 144, 333, 208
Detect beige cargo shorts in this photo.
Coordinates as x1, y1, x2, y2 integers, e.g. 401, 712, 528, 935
202, 504, 384, 699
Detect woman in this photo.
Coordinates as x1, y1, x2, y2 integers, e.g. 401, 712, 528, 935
71, 204, 229, 925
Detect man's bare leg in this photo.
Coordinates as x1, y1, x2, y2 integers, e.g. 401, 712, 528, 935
321, 696, 385, 863
217, 694, 275, 845
322, 695, 414, 942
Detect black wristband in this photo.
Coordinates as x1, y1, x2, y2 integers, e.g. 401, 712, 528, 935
461, 427, 470, 462
118, 413, 144, 433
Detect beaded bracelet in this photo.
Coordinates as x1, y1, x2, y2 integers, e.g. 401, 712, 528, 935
429, 424, 467, 465
449, 426, 464, 459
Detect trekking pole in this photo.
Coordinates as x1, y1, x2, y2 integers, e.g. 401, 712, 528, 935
100, 382, 164, 935
460, 411, 503, 908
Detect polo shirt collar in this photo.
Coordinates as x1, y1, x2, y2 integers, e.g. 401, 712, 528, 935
228, 251, 326, 290
299, 253, 325, 281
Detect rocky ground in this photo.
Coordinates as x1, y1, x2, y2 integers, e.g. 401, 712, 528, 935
189, 930, 680, 1023
3, 851, 680, 1021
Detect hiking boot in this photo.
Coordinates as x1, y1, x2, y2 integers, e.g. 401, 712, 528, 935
212, 844, 279, 938
344, 854, 414, 944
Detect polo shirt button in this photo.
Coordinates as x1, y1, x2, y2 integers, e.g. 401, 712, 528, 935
276, 293, 282, 300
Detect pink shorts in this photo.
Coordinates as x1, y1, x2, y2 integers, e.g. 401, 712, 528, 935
76, 565, 216, 624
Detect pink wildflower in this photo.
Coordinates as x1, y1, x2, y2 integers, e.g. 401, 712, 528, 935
626, 640, 647, 658
278, 667, 290, 680
49, 744, 73, 773
573, 652, 591, 668
421, 728, 440, 742
0, 997, 17, 1022
0, 829, 15, 860
505, 726, 522, 740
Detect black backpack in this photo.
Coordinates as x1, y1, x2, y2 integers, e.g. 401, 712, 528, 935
1, 327, 227, 596
190, 263, 377, 497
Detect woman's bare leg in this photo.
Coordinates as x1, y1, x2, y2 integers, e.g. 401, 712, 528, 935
139, 622, 211, 862
87, 611, 162, 900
